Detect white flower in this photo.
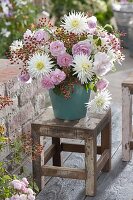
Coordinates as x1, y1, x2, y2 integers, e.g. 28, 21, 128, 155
61, 11, 88, 35
23, 29, 33, 39
93, 52, 112, 76
1, 28, 11, 38
72, 54, 94, 83
10, 40, 23, 51
27, 53, 54, 77
86, 90, 112, 114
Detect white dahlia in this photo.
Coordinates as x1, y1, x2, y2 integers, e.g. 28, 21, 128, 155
61, 11, 88, 35
86, 90, 112, 114
72, 54, 94, 84
27, 53, 54, 77
10, 40, 23, 52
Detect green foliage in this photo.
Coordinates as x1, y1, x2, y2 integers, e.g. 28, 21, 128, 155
0, 0, 38, 58
47, 0, 113, 26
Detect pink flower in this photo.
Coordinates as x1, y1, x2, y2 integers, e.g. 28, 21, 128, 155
50, 40, 66, 56
57, 53, 73, 67
50, 69, 66, 85
93, 52, 112, 76
11, 180, 22, 190
72, 40, 92, 56
41, 75, 55, 90
96, 79, 109, 91
34, 29, 49, 42
21, 182, 28, 193
18, 72, 31, 83
120, 0, 128, 4
87, 16, 97, 34
22, 177, 29, 187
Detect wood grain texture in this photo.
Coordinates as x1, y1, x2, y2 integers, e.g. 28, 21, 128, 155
31, 124, 45, 191
97, 150, 110, 176
122, 86, 132, 161
101, 112, 111, 172
41, 165, 86, 180
85, 137, 97, 196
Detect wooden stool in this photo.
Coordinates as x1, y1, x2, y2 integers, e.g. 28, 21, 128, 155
122, 74, 133, 161
31, 107, 111, 196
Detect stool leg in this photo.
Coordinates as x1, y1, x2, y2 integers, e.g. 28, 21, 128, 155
85, 137, 97, 196
101, 113, 111, 172
122, 86, 132, 161
52, 137, 61, 166
31, 125, 45, 192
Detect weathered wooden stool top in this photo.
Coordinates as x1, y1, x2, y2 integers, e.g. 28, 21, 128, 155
32, 106, 111, 139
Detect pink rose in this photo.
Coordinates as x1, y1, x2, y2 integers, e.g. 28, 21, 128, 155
50, 69, 66, 85
72, 40, 92, 56
57, 53, 73, 67
34, 29, 49, 42
50, 40, 66, 56
96, 79, 109, 91
41, 75, 55, 90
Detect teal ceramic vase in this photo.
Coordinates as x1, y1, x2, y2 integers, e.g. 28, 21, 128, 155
49, 85, 90, 120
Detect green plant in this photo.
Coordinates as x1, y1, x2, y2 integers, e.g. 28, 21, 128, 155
46, 0, 113, 26
0, 0, 38, 58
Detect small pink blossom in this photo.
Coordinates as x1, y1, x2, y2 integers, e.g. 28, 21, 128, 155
18, 72, 31, 83
34, 29, 49, 42
50, 40, 66, 56
57, 53, 73, 67
50, 69, 66, 85
41, 75, 55, 90
72, 40, 92, 56
96, 79, 109, 91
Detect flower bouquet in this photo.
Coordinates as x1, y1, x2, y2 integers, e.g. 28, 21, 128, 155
9, 11, 124, 119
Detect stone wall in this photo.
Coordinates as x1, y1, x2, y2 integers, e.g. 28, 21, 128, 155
0, 59, 50, 161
